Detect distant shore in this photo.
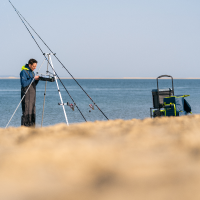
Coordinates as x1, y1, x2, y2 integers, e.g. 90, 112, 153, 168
1, 77, 200, 80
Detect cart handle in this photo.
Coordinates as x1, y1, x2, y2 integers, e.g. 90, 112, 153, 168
157, 75, 173, 79
157, 75, 174, 95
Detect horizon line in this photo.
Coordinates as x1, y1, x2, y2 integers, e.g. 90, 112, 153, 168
1, 77, 200, 80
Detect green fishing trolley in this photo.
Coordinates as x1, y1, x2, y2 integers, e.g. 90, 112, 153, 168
150, 75, 192, 118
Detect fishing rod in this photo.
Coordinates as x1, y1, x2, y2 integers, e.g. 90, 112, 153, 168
8, 0, 87, 122
8, 0, 109, 121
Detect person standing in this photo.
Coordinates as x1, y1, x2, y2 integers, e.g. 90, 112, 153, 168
20, 59, 39, 127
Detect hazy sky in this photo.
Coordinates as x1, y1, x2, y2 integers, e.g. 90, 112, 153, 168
1, 0, 200, 78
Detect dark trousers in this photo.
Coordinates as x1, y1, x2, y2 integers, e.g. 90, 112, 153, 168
21, 82, 36, 127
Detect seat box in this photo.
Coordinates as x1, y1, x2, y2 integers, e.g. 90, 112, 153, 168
152, 88, 173, 108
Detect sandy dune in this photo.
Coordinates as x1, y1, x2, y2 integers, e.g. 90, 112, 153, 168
1, 115, 200, 200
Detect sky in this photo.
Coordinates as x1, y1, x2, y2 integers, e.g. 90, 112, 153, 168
1, 0, 200, 78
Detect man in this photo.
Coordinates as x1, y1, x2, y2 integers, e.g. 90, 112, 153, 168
20, 59, 39, 127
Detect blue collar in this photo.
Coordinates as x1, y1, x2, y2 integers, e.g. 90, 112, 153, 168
25, 64, 32, 71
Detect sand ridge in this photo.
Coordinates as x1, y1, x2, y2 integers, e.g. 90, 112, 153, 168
1, 116, 200, 200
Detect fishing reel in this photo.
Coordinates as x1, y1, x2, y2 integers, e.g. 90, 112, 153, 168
58, 102, 76, 111
89, 104, 94, 112
67, 102, 75, 111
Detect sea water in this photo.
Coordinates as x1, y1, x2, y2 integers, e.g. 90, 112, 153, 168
1, 79, 200, 128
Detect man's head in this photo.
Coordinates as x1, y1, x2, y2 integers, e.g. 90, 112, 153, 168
28, 59, 38, 71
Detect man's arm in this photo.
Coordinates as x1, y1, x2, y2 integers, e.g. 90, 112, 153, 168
34, 75, 39, 86
35, 80, 39, 86
20, 70, 34, 88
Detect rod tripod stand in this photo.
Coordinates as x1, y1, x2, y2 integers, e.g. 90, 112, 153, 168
41, 53, 69, 126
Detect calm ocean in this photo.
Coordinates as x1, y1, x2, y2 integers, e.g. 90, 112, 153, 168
1, 79, 200, 128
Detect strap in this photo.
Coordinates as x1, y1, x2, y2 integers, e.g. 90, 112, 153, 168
24, 70, 31, 78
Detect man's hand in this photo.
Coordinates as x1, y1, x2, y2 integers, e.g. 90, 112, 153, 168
34, 76, 39, 80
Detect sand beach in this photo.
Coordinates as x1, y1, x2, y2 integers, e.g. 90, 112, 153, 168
1, 115, 200, 200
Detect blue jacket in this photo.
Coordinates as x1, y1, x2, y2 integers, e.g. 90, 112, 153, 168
20, 64, 39, 88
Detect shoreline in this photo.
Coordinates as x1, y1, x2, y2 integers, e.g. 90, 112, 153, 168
1, 77, 200, 80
